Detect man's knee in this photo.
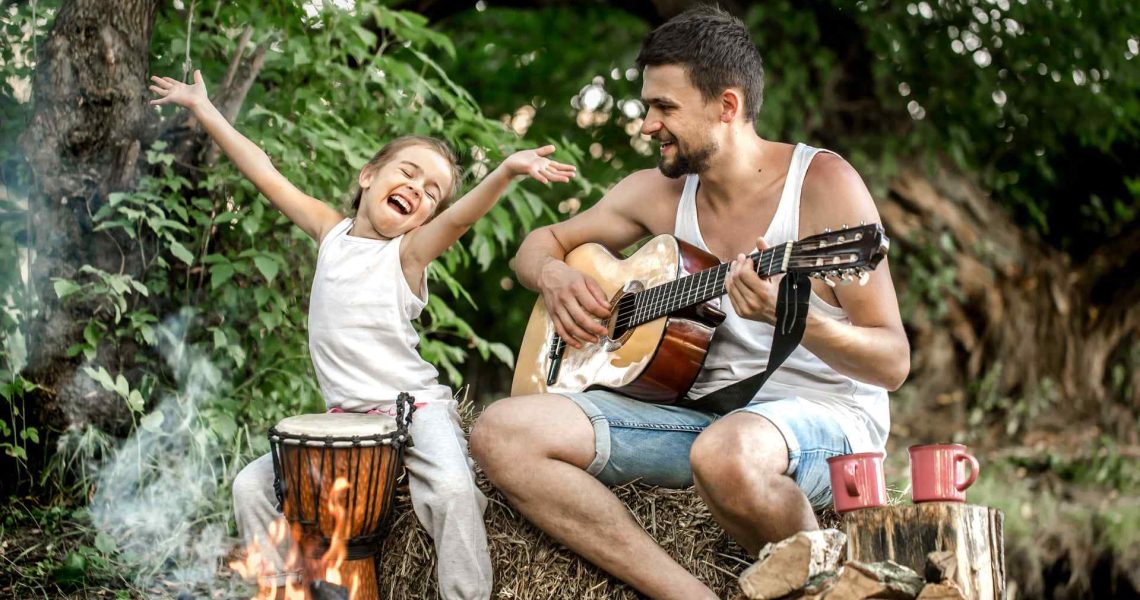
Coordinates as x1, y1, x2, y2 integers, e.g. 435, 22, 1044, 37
689, 415, 789, 491
470, 398, 523, 470
470, 394, 595, 478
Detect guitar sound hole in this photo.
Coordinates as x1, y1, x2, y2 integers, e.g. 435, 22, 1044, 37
611, 310, 631, 341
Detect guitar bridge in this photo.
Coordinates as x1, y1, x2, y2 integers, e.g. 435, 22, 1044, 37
546, 335, 566, 386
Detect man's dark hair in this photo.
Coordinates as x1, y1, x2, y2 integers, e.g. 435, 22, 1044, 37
636, 5, 765, 121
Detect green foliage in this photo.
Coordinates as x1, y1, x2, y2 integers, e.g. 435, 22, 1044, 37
969, 362, 1061, 437
0, 0, 1137, 590
3, 0, 586, 587
857, 0, 1140, 253
897, 231, 963, 321
0, 0, 55, 488
0, 501, 144, 597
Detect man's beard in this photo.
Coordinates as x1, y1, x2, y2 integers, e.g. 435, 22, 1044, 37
658, 138, 716, 179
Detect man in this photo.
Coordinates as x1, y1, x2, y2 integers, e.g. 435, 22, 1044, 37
470, 6, 909, 599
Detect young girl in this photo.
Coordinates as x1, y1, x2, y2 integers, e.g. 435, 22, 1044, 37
149, 70, 575, 599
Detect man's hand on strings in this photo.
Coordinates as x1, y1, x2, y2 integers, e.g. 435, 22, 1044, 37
724, 236, 780, 325
538, 260, 610, 349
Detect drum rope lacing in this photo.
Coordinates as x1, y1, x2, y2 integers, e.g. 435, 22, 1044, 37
269, 393, 417, 561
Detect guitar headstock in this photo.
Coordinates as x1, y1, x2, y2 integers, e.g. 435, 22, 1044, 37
788, 223, 890, 286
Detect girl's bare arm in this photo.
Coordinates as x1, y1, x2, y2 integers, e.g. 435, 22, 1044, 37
150, 70, 344, 242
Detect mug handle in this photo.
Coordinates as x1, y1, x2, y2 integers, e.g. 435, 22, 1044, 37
843, 463, 861, 497
956, 452, 980, 491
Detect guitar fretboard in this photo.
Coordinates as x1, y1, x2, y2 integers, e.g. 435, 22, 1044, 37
551, 243, 790, 355
618, 243, 789, 328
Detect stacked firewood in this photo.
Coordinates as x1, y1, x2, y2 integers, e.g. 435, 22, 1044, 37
737, 531, 971, 600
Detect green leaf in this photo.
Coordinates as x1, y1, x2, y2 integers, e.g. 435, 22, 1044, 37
140, 411, 164, 432
208, 413, 237, 441
212, 328, 228, 349
486, 342, 515, 368
83, 366, 116, 393
253, 255, 280, 283
94, 532, 117, 555
211, 263, 236, 290
127, 390, 145, 413
169, 240, 195, 265
51, 551, 88, 586
113, 374, 130, 398
53, 279, 82, 300
227, 344, 247, 368
108, 277, 131, 296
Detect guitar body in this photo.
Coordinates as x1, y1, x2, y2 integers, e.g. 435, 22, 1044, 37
512, 234, 725, 404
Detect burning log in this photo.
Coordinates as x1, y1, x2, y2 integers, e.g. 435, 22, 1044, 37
311, 580, 350, 600
229, 477, 368, 599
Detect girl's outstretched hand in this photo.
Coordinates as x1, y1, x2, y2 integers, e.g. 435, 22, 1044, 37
503, 145, 577, 184
149, 69, 208, 110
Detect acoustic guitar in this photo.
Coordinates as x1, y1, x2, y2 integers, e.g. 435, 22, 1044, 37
511, 224, 890, 404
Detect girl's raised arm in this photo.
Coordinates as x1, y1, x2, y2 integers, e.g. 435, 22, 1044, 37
401, 145, 576, 273
149, 70, 344, 243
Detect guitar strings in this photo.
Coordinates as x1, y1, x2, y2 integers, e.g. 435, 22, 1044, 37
613, 240, 864, 329
551, 234, 871, 349
614, 245, 784, 329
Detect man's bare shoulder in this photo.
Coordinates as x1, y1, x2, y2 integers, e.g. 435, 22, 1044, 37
605, 168, 686, 232
800, 152, 879, 231
608, 168, 686, 200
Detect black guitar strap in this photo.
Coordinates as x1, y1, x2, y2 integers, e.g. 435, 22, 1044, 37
678, 271, 813, 415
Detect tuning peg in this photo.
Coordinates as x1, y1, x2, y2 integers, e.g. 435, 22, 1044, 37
859, 271, 870, 286
823, 228, 831, 234
824, 276, 837, 288
840, 271, 854, 285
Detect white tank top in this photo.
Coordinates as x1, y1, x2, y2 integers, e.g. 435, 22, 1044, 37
675, 143, 889, 452
308, 218, 453, 411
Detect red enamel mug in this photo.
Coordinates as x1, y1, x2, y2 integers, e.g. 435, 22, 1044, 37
908, 443, 980, 503
826, 452, 888, 513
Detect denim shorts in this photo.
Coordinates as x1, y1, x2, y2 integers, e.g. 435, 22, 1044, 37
562, 389, 853, 510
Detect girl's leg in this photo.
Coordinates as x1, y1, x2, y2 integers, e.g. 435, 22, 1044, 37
403, 401, 492, 600
232, 452, 302, 588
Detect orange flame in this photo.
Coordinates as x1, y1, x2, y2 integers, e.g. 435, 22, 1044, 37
229, 476, 359, 599
321, 479, 350, 585
228, 517, 307, 599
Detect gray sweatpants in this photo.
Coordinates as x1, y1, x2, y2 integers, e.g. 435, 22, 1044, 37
232, 401, 492, 599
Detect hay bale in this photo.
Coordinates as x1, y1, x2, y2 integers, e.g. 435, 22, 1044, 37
377, 473, 745, 599
371, 402, 838, 598
378, 471, 840, 599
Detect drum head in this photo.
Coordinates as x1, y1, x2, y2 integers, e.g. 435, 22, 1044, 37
272, 413, 399, 446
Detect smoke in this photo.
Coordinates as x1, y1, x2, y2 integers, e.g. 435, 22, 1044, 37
86, 310, 247, 595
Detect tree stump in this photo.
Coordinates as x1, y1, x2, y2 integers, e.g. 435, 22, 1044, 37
843, 503, 1005, 600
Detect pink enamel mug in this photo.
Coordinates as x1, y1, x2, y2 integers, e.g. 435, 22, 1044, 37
826, 452, 888, 513
908, 443, 980, 503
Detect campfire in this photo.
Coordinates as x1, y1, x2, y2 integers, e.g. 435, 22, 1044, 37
229, 477, 359, 600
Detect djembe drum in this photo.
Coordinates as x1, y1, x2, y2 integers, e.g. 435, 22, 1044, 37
269, 394, 414, 600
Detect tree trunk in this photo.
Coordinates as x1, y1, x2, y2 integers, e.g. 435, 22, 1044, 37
20, 0, 160, 434
844, 504, 1006, 600
881, 166, 1140, 441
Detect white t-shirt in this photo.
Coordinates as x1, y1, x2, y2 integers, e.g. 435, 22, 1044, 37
307, 218, 453, 412
677, 144, 890, 452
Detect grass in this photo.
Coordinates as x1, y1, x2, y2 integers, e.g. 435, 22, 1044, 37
968, 447, 1140, 599
0, 499, 142, 599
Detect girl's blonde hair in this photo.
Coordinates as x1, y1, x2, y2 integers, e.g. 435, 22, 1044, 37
351, 135, 462, 213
